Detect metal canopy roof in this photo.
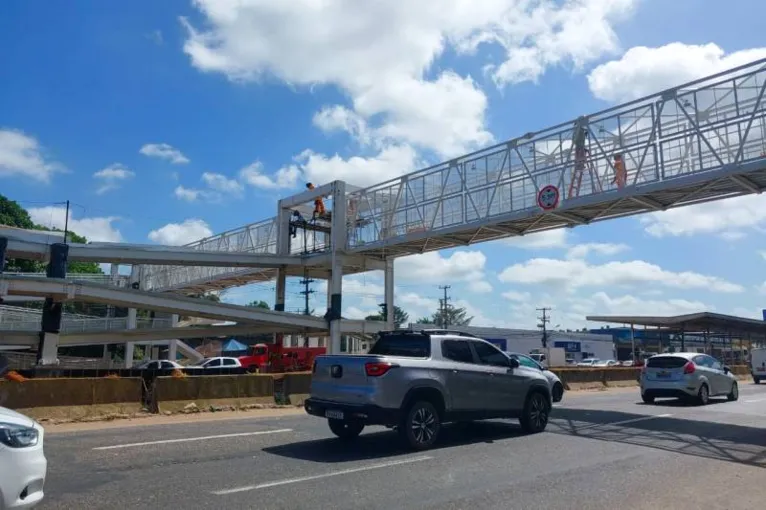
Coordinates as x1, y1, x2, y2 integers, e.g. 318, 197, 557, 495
586, 312, 766, 338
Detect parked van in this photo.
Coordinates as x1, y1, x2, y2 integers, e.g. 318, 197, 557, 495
751, 347, 766, 384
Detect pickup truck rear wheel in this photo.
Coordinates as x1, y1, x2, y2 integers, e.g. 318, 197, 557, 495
519, 390, 550, 434
328, 418, 364, 440
399, 400, 440, 451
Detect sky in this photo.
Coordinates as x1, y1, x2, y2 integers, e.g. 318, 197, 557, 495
2, 0, 766, 330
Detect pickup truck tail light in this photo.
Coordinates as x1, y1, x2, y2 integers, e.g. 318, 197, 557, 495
365, 362, 396, 377
683, 361, 696, 375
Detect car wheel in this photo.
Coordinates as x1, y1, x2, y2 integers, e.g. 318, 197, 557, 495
755, 377, 761, 385
552, 382, 564, 403
399, 400, 441, 451
328, 418, 364, 440
641, 393, 654, 404
697, 383, 710, 406
727, 381, 739, 401
519, 390, 550, 434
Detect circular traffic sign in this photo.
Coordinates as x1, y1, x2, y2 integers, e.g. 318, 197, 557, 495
537, 185, 560, 211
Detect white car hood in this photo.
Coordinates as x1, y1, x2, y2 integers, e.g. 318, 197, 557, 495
0, 406, 34, 427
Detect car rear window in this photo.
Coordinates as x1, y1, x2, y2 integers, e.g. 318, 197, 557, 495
369, 334, 430, 357
646, 356, 688, 369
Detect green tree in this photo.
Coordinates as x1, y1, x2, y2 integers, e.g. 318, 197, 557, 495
415, 316, 432, 324
0, 193, 102, 274
246, 300, 270, 309
365, 304, 409, 328
1, 195, 42, 272
430, 306, 473, 327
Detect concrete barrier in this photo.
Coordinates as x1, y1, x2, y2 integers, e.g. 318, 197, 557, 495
0, 377, 143, 420
275, 372, 312, 405
153, 375, 275, 413
551, 365, 753, 391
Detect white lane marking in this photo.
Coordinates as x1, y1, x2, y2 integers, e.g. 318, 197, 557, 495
574, 413, 672, 432
93, 429, 292, 451
212, 455, 433, 495
743, 398, 766, 403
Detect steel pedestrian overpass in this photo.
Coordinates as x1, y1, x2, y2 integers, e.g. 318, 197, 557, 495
1, 58, 765, 361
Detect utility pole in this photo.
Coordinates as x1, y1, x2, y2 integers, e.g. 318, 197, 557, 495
299, 271, 315, 347
536, 307, 551, 348
438, 285, 451, 328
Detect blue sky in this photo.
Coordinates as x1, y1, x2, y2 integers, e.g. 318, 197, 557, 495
2, 0, 766, 329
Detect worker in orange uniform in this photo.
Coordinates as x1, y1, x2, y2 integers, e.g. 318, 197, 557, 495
306, 182, 326, 219
612, 153, 627, 189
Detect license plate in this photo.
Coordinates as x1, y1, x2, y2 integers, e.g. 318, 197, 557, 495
325, 410, 344, 420
657, 371, 670, 378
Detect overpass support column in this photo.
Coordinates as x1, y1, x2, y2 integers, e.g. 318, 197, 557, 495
273, 267, 287, 348
0, 237, 7, 275
328, 255, 343, 354
107, 263, 119, 317
125, 265, 139, 368
37, 243, 68, 365
384, 258, 394, 330
274, 268, 286, 312
168, 314, 179, 361
327, 181, 347, 355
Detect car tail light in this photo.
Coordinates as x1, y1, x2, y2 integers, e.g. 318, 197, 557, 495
365, 362, 396, 377
683, 361, 695, 374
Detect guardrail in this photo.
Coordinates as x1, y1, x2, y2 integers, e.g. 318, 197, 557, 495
0, 317, 173, 333
0, 367, 754, 421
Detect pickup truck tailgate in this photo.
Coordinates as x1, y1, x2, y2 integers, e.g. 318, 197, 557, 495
311, 355, 381, 405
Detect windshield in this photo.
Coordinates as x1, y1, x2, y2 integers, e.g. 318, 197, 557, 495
253, 346, 267, 355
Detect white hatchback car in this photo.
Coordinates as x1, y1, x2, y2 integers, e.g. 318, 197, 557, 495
0, 406, 47, 509
640, 352, 738, 405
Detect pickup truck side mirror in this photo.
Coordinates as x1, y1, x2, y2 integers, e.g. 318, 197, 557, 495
723, 366, 731, 374
509, 357, 520, 369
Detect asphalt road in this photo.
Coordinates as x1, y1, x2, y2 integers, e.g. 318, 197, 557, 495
38, 384, 766, 510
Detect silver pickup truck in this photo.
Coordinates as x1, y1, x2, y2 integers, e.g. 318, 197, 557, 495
304, 330, 552, 450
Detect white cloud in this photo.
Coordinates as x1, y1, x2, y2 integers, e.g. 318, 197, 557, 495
566, 242, 629, 259
239, 161, 300, 190
296, 145, 420, 188
588, 42, 766, 103
396, 250, 488, 285
93, 163, 135, 194
201, 172, 244, 195
28, 206, 122, 243
468, 280, 493, 294
174, 185, 203, 202
174, 172, 244, 202
503, 229, 569, 249
182, 0, 636, 169
640, 195, 766, 239
498, 258, 744, 293
575, 292, 712, 325
313, 106, 372, 146
139, 143, 190, 164
502, 290, 532, 302
0, 128, 63, 182
148, 219, 213, 246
